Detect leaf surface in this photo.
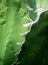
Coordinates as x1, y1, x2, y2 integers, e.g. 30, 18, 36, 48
0, 0, 29, 65
17, 11, 48, 65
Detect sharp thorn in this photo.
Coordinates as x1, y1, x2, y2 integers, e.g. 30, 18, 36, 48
35, 8, 48, 15
23, 22, 33, 28
20, 31, 29, 37
14, 51, 20, 56
16, 41, 25, 46
26, 5, 33, 11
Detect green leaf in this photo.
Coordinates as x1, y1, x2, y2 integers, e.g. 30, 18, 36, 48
27, 0, 48, 21
0, 0, 29, 65
17, 11, 48, 65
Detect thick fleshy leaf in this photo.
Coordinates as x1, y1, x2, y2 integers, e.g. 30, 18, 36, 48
17, 11, 48, 65
27, 0, 48, 21
0, 0, 29, 65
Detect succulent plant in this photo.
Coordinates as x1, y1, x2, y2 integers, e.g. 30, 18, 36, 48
0, 0, 29, 65
16, 0, 48, 65
0, 0, 48, 65
17, 11, 48, 65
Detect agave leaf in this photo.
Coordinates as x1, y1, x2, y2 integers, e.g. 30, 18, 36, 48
27, 0, 48, 21
17, 11, 48, 65
0, 0, 29, 65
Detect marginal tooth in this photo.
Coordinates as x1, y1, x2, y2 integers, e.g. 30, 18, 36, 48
20, 33, 26, 37
15, 42, 24, 56
35, 8, 48, 15
23, 22, 33, 28
23, 16, 33, 28
26, 5, 33, 11
14, 51, 20, 56
23, 23, 31, 27
16, 42, 23, 46
34, 8, 48, 23
35, 8, 44, 12
20, 31, 29, 37
23, 22, 35, 27
16, 41, 24, 47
